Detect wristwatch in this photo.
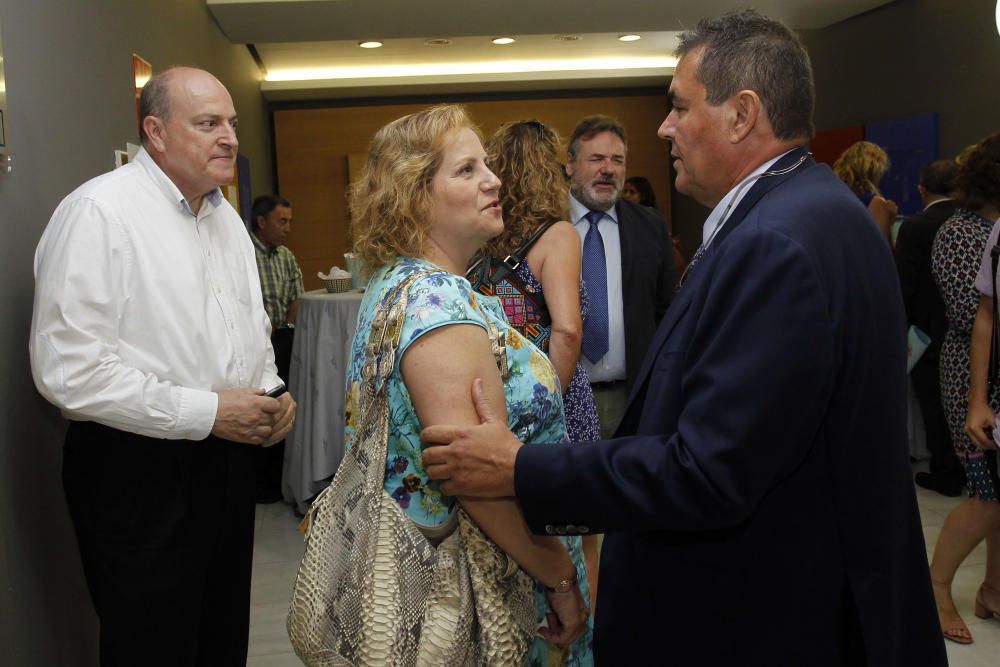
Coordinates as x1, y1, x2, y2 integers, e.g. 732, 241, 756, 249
546, 575, 577, 594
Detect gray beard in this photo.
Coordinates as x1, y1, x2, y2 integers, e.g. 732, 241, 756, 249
570, 181, 619, 212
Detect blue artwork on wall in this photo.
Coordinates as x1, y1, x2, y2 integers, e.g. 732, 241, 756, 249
865, 113, 938, 217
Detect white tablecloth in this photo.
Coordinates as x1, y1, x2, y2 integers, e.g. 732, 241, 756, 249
282, 289, 363, 514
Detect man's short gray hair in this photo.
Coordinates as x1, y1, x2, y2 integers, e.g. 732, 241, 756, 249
138, 68, 179, 144
676, 9, 815, 141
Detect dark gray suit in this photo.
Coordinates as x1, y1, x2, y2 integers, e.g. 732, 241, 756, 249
614, 198, 676, 391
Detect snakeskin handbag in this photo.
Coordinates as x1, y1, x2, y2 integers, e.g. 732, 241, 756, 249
287, 271, 536, 667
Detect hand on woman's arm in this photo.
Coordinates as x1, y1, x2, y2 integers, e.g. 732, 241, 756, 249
966, 295, 998, 449
402, 323, 584, 592
531, 222, 583, 394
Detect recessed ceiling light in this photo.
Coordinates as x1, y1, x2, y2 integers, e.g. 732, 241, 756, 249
553, 35, 581, 42
358, 40, 383, 49
424, 38, 453, 46
618, 34, 641, 42
492, 37, 516, 45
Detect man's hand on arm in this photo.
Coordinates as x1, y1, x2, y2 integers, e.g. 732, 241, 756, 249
421, 378, 523, 497
212, 387, 284, 445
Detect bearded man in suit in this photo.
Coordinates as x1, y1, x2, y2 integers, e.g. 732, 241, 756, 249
566, 115, 675, 438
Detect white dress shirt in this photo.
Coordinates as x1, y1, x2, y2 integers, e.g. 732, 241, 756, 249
700, 150, 793, 249
571, 193, 626, 383
30, 148, 280, 440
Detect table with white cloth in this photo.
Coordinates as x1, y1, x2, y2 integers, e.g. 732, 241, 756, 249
282, 288, 364, 514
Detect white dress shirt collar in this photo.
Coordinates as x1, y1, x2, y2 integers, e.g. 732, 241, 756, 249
701, 149, 795, 248
132, 147, 224, 216
570, 193, 619, 225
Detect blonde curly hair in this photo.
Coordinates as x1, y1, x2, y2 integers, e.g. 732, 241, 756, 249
832, 140, 890, 196
349, 105, 480, 272
483, 120, 569, 258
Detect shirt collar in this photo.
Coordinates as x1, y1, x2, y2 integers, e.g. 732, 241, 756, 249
569, 192, 619, 225
701, 148, 795, 247
132, 147, 224, 216
251, 232, 275, 255
924, 197, 952, 211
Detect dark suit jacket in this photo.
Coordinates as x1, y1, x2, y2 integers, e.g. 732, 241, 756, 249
614, 198, 676, 390
516, 151, 944, 665
895, 199, 957, 361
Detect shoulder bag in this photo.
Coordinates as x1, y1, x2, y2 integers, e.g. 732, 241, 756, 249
287, 270, 536, 667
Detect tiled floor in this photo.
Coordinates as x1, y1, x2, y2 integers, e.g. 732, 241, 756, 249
248, 473, 1000, 665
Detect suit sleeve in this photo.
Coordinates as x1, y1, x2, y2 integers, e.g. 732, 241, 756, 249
515, 226, 836, 533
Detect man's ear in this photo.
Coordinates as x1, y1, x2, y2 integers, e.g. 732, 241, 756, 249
730, 90, 761, 143
143, 116, 167, 153
564, 158, 575, 179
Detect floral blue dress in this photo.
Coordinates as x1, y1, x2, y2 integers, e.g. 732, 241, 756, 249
344, 257, 594, 666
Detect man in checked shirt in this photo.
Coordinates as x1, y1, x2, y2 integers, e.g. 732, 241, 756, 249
250, 194, 304, 502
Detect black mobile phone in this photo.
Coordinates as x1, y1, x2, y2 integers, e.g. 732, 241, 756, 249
265, 383, 287, 399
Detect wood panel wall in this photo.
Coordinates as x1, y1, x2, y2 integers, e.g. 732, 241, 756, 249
274, 93, 672, 290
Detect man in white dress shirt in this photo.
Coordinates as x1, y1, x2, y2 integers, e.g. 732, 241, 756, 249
30, 67, 296, 666
566, 115, 675, 438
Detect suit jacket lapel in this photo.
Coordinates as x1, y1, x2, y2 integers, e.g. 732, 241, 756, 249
620, 147, 813, 422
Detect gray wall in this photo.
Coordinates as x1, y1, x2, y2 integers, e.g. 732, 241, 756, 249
0, 0, 272, 664
803, 0, 1000, 159
672, 0, 1000, 255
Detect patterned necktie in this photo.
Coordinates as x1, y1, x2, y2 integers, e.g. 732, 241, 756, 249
582, 210, 609, 363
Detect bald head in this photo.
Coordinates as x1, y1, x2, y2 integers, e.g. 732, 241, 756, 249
138, 67, 229, 145
138, 67, 239, 211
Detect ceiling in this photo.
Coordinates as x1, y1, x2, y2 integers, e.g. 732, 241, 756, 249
206, 0, 895, 102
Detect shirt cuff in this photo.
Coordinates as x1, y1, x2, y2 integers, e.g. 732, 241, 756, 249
175, 387, 219, 440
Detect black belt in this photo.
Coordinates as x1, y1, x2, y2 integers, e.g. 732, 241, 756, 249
591, 380, 625, 390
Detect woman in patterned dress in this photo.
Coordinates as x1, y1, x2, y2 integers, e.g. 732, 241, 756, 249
477, 120, 603, 618
929, 133, 1000, 644
345, 105, 593, 664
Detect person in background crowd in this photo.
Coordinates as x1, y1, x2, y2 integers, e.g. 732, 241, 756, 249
422, 10, 944, 665
30, 66, 296, 667
833, 140, 898, 244
479, 118, 602, 611
250, 194, 303, 503
895, 160, 962, 497
929, 134, 1000, 644
621, 175, 657, 209
565, 115, 675, 438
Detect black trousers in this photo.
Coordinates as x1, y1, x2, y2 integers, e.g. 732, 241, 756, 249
911, 353, 964, 481
256, 327, 294, 498
63, 421, 256, 667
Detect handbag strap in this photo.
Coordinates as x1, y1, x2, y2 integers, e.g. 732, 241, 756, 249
468, 220, 559, 285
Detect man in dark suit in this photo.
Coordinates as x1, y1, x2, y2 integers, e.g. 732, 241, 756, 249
422, 9, 944, 665
566, 116, 675, 438
895, 160, 963, 496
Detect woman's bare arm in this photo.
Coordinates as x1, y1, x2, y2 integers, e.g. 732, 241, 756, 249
528, 221, 583, 394
402, 323, 576, 587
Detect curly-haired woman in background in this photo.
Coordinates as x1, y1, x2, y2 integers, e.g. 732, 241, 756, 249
833, 140, 898, 244
475, 120, 603, 620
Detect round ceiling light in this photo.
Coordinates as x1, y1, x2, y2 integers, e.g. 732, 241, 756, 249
618, 34, 641, 42
492, 37, 516, 45
358, 40, 384, 49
